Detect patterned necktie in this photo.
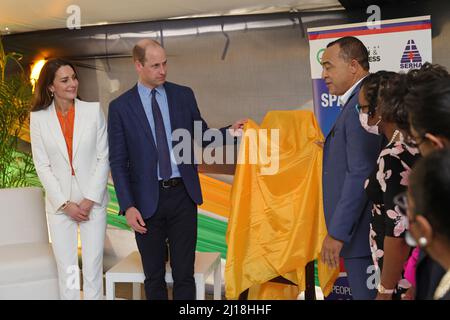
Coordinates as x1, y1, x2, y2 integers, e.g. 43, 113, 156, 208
151, 89, 172, 180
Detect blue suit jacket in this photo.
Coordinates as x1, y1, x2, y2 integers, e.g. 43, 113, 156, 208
108, 82, 230, 219
322, 82, 383, 258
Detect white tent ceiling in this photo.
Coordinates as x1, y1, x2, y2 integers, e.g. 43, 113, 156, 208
1, 0, 343, 34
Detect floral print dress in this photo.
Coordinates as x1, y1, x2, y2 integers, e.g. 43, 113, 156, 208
364, 139, 420, 297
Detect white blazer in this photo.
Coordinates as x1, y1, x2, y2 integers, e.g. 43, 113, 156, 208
30, 99, 110, 214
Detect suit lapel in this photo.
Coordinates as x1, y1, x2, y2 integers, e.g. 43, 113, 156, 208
325, 83, 361, 140
72, 99, 86, 159
129, 85, 157, 151
47, 102, 70, 164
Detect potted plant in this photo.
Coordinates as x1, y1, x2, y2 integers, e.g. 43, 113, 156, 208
0, 36, 37, 188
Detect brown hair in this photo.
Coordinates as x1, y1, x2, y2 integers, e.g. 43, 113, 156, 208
31, 58, 78, 112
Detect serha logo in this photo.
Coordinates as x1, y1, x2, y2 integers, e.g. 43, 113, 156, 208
400, 39, 423, 69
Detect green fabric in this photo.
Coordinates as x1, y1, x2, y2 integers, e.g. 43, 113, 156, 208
196, 214, 228, 259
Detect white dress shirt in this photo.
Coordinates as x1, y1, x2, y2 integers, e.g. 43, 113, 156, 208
338, 76, 367, 106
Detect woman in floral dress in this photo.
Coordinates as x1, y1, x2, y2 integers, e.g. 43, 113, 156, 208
357, 72, 420, 299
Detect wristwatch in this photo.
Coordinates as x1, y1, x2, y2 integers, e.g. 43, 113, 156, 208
377, 283, 394, 294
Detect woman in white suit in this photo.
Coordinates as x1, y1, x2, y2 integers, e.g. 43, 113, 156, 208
30, 59, 109, 300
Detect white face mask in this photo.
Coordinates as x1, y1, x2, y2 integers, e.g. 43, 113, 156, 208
359, 112, 381, 135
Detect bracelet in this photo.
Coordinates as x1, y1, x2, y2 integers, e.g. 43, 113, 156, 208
377, 283, 395, 294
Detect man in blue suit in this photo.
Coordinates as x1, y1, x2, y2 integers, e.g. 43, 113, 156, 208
108, 39, 246, 300
320, 37, 382, 299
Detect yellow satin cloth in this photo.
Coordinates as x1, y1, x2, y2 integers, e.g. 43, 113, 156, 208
225, 110, 338, 300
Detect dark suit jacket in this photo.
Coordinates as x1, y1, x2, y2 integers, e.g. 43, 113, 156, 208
322, 82, 383, 258
415, 250, 446, 300
108, 82, 230, 219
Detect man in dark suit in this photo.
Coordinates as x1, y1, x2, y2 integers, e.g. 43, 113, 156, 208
320, 37, 383, 299
108, 39, 246, 300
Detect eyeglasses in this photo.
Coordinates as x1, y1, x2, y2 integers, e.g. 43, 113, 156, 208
393, 192, 418, 247
355, 103, 376, 117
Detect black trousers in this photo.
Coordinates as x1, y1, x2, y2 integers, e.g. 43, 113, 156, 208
135, 181, 197, 300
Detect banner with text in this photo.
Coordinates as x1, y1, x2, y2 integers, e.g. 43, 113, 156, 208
307, 15, 432, 137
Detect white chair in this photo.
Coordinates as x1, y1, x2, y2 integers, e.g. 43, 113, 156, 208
105, 251, 222, 300
0, 187, 59, 299
103, 225, 139, 272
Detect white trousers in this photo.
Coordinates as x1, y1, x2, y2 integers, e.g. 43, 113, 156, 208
47, 176, 106, 300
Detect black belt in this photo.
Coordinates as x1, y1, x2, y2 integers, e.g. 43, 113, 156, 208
159, 177, 183, 189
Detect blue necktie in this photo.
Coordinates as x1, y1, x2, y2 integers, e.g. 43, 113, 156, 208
151, 89, 172, 180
